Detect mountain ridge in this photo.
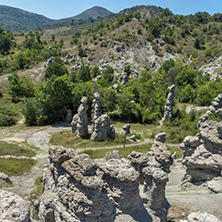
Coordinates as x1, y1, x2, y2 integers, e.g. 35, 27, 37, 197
0, 5, 113, 32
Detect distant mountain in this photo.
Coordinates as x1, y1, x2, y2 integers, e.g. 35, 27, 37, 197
0, 5, 53, 31
0, 5, 113, 32
61, 6, 113, 22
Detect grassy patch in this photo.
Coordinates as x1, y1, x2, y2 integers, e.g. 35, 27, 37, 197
82, 143, 153, 159
0, 141, 37, 157
29, 175, 43, 203
0, 158, 37, 176
83, 144, 183, 159
168, 146, 183, 159
50, 131, 137, 149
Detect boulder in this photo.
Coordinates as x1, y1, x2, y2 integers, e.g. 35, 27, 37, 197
154, 132, 166, 143
0, 172, 12, 184
0, 189, 30, 222
207, 177, 222, 193
186, 211, 220, 222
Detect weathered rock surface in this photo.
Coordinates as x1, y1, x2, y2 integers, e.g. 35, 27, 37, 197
0, 172, 12, 184
0, 189, 30, 222
154, 132, 167, 143
120, 124, 130, 135
197, 94, 222, 128
180, 120, 222, 186
207, 177, 222, 193
76, 97, 89, 138
71, 114, 78, 133
181, 211, 220, 222
39, 143, 172, 222
160, 84, 175, 125
66, 109, 72, 123
90, 114, 116, 141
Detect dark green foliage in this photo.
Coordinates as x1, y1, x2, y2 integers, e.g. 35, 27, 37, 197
194, 34, 205, 49
77, 64, 91, 82
0, 29, 14, 55
45, 57, 68, 79
124, 65, 131, 76
195, 85, 214, 106
103, 66, 114, 82
8, 73, 34, 101
0, 105, 18, 126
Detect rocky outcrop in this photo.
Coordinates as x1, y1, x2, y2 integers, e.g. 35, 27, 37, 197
0, 189, 30, 222
181, 211, 220, 222
90, 114, 115, 141
39, 143, 172, 222
199, 55, 222, 81
180, 120, 222, 187
76, 97, 89, 138
160, 85, 175, 125
197, 94, 222, 128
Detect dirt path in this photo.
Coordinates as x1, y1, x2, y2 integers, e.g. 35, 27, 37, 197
166, 161, 222, 221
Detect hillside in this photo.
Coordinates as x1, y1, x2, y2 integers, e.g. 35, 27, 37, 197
0, 5, 53, 32
0, 5, 113, 32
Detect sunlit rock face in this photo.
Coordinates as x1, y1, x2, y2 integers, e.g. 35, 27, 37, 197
39, 142, 172, 222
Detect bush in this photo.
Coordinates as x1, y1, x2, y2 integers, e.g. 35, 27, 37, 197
0, 105, 19, 126
45, 56, 68, 79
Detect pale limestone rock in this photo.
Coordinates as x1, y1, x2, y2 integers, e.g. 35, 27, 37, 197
120, 124, 130, 135
0, 189, 30, 222
160, 84, 175, 125
180, 120, 222, 186
76, 97, 88, 138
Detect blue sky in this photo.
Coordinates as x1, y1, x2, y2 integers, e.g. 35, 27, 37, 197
0, 0, 221, 19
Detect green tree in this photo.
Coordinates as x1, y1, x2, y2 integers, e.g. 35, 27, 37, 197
8, 73, 33, 102
0, 29, 13, 55
194, 35, 205, 49
45, 57, 68, 79
77, 64, 91, 82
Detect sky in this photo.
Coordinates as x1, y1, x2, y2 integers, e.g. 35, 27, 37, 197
0, 0, 221, 19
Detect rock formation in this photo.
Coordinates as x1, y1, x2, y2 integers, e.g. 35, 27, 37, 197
154, 132, 167, 143
76, 97, 89, 138
91, 92, 101, 131
91, 114, 115, 141
160, 84, 175, 125
38, 143, 172, 222
71, 114, 78, 133
66, 109, 72, 123
0, 189, 30, 222
197, 94, 222, 128
120, 124, 130, 135
180, 120, 222, 189
181, 211, 220, 222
